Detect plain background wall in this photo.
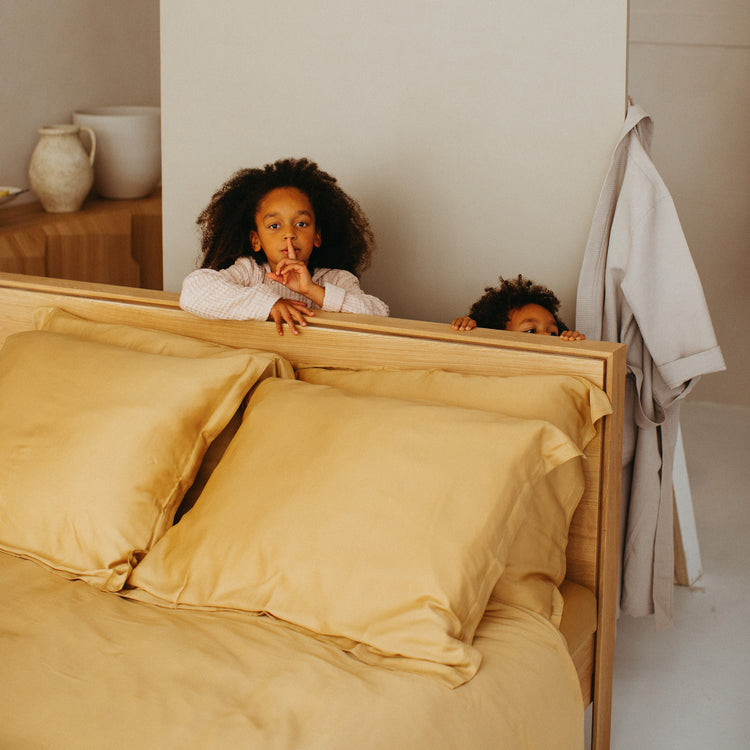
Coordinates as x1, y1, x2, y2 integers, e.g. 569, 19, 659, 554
1, 1, 746, 407
0, 0, 160, 192
159, 0, 627, 331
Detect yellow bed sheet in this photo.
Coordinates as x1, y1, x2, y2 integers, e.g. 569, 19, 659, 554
0, 552, 584, 750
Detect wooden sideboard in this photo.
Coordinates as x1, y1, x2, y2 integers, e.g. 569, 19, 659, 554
0, 192, 162, 290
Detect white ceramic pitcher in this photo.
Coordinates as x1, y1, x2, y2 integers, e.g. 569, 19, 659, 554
73, 106, 161, 199
28, 124, 96, 213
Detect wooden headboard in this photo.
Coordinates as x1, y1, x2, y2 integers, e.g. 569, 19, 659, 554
0, 271, 624, 749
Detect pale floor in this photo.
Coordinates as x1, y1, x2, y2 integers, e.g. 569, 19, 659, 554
586, 401, 750, 749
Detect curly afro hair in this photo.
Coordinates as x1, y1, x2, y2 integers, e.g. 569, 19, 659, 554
467, 274, 568, 331
196, 157, 375, 275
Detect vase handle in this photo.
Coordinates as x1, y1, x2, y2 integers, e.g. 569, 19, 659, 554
79, 126, 97, 166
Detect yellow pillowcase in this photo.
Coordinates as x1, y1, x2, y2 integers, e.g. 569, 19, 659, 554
33, 306, 293, 374
0, 330, 288, 591
126, 378, 581, 687
297, 367, 611, 449
296, 367, 611, 625
34, 306, 295, 521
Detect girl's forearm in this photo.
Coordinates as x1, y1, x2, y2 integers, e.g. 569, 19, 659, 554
303, 283, 326, 308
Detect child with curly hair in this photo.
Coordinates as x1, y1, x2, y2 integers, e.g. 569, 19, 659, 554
451, 275, 586, 341
180, 157, 389, 335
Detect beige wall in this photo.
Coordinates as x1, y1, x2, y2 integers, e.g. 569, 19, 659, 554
0, 0, 160, 202
628, 0, 750, 405
160, 0, 628, 331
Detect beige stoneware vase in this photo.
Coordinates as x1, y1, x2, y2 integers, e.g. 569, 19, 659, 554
28, 124, 96, 213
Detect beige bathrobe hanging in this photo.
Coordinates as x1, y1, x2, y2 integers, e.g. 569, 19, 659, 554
576, 103, 725, 627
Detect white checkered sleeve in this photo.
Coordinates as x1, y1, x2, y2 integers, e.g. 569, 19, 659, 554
179, 257, 281, 321
180, 258, 389, 320
317, 269, 389, 316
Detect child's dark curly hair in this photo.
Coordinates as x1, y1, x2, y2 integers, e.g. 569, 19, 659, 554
468, 275, 569, 331
196, 157, 375, 275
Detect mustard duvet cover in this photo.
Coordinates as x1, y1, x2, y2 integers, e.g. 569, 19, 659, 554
0, 552, 583, 750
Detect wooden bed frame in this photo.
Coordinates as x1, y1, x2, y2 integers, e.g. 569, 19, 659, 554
0, 271, 625, 750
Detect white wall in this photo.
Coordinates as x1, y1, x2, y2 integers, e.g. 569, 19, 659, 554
628, 0, 750, 406
0, 0, 160, 203
160, 0, 628, 329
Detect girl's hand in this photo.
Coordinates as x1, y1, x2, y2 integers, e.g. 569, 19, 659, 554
269, 259, 312, 292
266, 239, 309, 290
559, 329, 586, 341
451, 316, 477, 331
268, 299, 314, 336
269, 260, 326, 307
267, 239, 325, 305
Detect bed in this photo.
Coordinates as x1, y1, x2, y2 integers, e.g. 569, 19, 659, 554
0, 272, 624, 750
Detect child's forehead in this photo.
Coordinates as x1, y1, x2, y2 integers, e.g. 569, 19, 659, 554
508, 303, 557, 324
256, 186, 314, 216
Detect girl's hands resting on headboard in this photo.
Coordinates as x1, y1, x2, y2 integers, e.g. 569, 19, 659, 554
450, 315, 586, 341
559, 329, 586, 341
451, 316, 477, 331
269, 299, 314, 336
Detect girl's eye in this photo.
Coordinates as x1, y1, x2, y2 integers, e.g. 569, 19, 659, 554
524, 329, 536, 334
267, 223, 280, 230
296, 221, 309, 228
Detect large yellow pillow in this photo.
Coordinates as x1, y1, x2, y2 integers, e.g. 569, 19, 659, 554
0, 330, 289, 591
125, 378, 581, 687
296, 367, 612, 625
34, 306, 295, 521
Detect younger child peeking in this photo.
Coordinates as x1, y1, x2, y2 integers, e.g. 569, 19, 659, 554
451, 275, 586, 341
180, 158, 389, 335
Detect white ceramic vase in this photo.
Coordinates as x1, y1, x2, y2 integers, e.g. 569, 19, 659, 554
28, 124, 96, 213
73, 106, 161, 200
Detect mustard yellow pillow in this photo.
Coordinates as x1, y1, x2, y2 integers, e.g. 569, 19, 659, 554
296, 367, 611, 625
297, 367, 610, 450
33, 306, 293, 375
0, 330, 288, 591
34, 306, 295, 521
126, 378, 581, 687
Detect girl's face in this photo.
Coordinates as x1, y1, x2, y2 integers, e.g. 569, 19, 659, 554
250, 187, 321, 272
506, 304, 560, 336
